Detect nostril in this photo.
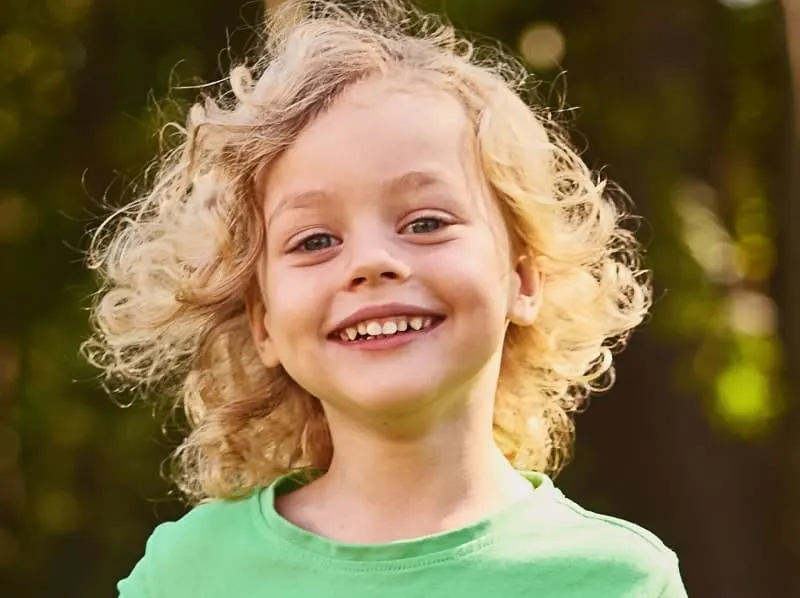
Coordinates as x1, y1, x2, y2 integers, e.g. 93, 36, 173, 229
351, 271, 399, 286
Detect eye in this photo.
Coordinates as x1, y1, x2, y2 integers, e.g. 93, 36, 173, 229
292, 232, 339, 253
404, 216, 447, 234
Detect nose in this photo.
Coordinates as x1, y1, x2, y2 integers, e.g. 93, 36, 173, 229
345, 241, 412, 290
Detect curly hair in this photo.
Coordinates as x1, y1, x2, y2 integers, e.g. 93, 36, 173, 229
81, 0, 651, 504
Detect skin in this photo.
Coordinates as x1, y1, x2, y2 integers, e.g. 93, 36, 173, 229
247, 78, 541, 543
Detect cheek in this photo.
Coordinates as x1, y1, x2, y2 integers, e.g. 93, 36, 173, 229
264, 266, 325, 342
464, 227, 513, 283
427, 242, 511, 315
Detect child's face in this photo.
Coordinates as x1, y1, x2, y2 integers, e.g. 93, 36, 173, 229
249, 79, 536, 428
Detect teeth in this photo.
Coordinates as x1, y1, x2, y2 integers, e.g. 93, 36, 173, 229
337, 316, 439, 341
366, 321, 383, 336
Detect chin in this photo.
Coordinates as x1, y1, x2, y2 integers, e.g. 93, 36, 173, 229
333, 380, 448, 417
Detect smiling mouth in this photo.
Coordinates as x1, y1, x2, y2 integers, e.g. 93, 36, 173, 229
328, 315, 445, 344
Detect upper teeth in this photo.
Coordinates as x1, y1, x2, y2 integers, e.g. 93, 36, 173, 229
339, 316, 434, 341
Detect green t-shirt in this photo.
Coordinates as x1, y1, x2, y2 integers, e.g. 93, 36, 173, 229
118, 471, 687, 597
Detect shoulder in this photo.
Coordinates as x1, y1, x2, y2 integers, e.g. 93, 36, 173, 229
144, 492, 258, 558
117, 492, 262, 598
160, 492, 257, 541
540, 490, 687, 596
522, 473, 677, 563
552, 491, 674, 554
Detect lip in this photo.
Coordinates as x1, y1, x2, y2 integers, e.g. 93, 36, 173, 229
328, 302, 445, 336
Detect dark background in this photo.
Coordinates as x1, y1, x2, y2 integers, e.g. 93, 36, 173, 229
1, 0, 798, 596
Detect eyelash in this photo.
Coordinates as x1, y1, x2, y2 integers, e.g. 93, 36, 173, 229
289, 216, 450, 254
403, 216, 447, 234
291, 232, 338, 253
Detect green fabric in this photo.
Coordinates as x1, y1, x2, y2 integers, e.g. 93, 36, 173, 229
118, 471, 687, 597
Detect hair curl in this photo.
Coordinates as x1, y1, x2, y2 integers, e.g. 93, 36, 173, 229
81, 0, 652, 504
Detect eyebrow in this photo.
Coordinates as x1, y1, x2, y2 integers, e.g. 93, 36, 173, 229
266, 190, 329, 227
266, 169, 455, 226
384, 169, 452, 195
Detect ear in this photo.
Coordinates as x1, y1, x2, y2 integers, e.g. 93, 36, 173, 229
245, 283, 281, 369
508, 254, 542, 327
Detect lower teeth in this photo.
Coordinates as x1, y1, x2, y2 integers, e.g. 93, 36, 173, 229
358, 330, 413, 341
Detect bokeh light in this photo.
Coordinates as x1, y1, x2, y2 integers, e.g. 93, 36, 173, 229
718, 0, 770, 8
519, 22, 565, 69
674, 179, 740, 285
727, 289, 777, 336
46, 0, 94, 25
0, 32, 36, 80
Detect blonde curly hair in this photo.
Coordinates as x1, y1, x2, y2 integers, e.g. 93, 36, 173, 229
81, 0, 651, 504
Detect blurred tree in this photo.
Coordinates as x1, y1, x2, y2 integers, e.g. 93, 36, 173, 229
777, 0, 800, 590
0, 2, 261, 595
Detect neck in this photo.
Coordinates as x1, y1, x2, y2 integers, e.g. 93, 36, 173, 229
325, 429, 528, 537
279, 374, 534, 544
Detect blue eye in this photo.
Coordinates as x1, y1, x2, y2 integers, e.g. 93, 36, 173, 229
294, 233, 337, 252
406, 217, 445, 234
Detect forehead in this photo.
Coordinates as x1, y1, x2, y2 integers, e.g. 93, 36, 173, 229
261, 80, 477, 209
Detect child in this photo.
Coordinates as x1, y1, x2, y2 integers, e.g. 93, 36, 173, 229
83, 0, 688, 596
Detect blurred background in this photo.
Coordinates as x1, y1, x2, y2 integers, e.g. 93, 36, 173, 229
0, 0, 798, 596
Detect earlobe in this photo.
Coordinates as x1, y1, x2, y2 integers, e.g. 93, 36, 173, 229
508, 255, 542, 327
509, 294, 541, 326
245, 290, 281, 369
